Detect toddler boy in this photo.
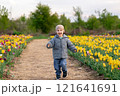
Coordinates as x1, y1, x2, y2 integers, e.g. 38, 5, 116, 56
46, 25, 77, 80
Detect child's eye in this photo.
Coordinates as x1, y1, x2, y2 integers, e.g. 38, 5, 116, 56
57, 29, 62, 32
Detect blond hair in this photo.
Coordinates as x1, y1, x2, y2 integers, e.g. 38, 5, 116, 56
56, 25, 64, 31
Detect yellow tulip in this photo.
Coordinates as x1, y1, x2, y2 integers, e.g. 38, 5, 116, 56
103, 63, 106, 67
96, 59, 99, 62
0, 60, 4, 63
94, 52, 97, 56
1, 50, 5, 54
84, 53, 87, 57
111, 65, 114, 71
8, 46, 11, 49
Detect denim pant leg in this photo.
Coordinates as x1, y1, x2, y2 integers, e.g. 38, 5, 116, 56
60, 58, 67, 72
54, 59, 61, 78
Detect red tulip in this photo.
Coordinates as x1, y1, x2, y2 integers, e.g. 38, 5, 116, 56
8, 49, 11, 52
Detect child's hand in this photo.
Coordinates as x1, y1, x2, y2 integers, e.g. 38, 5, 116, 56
48, 44, 50, 47
74, 49, 77, 52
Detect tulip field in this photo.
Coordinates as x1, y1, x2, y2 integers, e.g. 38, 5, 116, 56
1, 34, 120, 80
50, 35, 120, 80
0, 35, 33, 78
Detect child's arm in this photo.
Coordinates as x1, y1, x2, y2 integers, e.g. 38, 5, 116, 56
46, 38, 54, 49
67, 39, 77, 53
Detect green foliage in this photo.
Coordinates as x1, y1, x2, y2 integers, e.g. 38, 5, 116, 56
20, 15, 26, 22
84, 9, 120, 32
77, 30, 90, 36
96, 9, 119, 30
12, 30, 22, 35
73, 7, 85, 28
82, 30, 90, 36
26, 18, 37, 33
13, 15, 27, 34
1, 4, 120, 35
68, 36, 120, 80
29, 3, 59, 33
71, 22, 78, 29
114, 30, 120, 35
86, 15, 103, 30
0, 36, 33, 78
59, 14, 72, 32
32, 35, 48, 39
0, 5, 10, 32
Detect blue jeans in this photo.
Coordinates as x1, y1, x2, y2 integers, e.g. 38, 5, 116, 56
54, 58, 67, 79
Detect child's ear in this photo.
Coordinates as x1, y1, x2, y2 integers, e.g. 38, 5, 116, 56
55, 31, 57, 34
63, 30, 65, 34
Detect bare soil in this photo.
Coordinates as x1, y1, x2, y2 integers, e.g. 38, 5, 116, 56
9, 39, 104, 80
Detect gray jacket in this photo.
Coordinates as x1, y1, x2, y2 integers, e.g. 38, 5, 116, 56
46, 34, 77, 59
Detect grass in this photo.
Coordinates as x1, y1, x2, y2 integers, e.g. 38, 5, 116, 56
32, 34, 49, 39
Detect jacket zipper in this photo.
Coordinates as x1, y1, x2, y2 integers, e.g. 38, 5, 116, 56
60, 38, 62, 58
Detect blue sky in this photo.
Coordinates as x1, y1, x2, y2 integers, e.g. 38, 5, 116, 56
0, 0, 120, 21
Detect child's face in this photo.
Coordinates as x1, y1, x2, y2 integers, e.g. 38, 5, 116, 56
56, 28, 64, 37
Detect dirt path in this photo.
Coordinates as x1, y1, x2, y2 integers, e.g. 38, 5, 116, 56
10, 39, 104, 80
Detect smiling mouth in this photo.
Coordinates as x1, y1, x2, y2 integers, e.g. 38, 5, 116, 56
58, 33, 62, 35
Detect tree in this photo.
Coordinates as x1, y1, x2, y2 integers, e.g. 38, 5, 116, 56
29, 3, 59, 33
20, 15, 26, 23
0, 5, 10, 33
96, 9, 117, 30
59, 14, 71, 32
49, 12, 59, 32
73, 7, 84, 28
13, 15, 27, 32
86, 15, 102, 30
111, 15, 120, 30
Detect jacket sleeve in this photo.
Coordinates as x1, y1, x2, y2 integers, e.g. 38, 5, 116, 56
46, 38, 54, 49
67, 39, 77, 53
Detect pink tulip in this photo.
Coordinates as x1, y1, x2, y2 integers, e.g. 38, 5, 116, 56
87, 51, 90, 55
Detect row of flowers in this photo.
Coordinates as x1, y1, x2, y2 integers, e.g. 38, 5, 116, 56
0, 35, 33, 78
68, 35, 120, 80
50, 35, 120, 79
